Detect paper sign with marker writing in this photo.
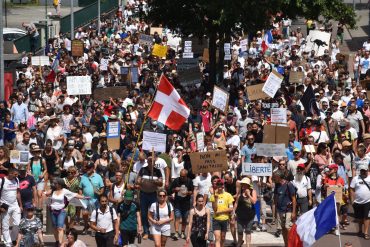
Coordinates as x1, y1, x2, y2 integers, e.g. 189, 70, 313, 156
32, 56, 49, 66
255, 143, 287, 157
196, 132, 205, 151
212, 86, 229, 113
152, 44, 168, 57
246, 84, 269, 101
67, 76, 92, 95
100, 58, 109, 71
242, 163, 272, 176
262, 70, 284, 98
142, 131, 167, 153
190, 150, 228, 174
10, 150, 29, 164
271, 108, 287, 124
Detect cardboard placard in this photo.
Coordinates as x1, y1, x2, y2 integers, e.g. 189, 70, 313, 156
242, 163, 273, 176
190, 150, 228, 174
212, 86, 229, 113
66, 76, 92, 95
255, 143, 287, 157
150, 27, 163, 36
106, 121, 120, 150
263, 125, 290, 147
202, 48, 209, 63
246, 84, 269, 101
71, 39, 84, 57
142, 131, 167, 153
262, 70, 284, 98
138, 34, 153, 46
10, 150, 29, 164
327, 186, 343, 202
152, 44, 168, 58
271, 108, 287, 124
196, 132, 205, 151
289, 71, 304, 83
93, 86, 128, 101
360, 79, 370, 99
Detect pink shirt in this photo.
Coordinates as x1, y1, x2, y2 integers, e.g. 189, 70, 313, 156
200, 110, 212, 132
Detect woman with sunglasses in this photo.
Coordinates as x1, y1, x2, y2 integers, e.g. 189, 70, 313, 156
148, 189, 174, 247
186, 194, 210, 247
64, 166, 80, 231
94, 147, 110, 177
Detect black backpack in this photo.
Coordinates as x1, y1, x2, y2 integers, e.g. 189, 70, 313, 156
155, 202, 171, 221
95, 206, 115, 230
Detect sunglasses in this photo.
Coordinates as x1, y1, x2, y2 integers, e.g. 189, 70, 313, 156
158, 194, 166, 197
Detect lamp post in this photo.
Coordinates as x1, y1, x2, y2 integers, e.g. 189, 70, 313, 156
98, 0, 101, 35
0, 0, 4, 100
71, 0, 74, 39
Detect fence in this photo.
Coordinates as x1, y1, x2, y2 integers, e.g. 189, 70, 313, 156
13, 29, 42, 54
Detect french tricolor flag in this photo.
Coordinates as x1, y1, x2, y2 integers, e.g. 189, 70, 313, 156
261, 29, 273, 53
288, 193, 338, 247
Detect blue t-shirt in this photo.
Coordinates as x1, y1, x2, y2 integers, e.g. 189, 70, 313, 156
241, 144, 256, 163
79, 173, 104, 200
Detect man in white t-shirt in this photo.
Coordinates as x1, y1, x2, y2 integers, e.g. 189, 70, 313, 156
287, 148, 306, 176
155, 154, 169, 188
171, 146, 184, 180
292, 164, 312, 214
193, 173, 212, 206
0, 168, 22, 247
133, 152, 148, 174
309, 121, 330, 144
350, 164, 370, 238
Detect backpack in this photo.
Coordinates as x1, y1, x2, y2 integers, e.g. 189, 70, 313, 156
155, 202, 171, 221
30, 157, 45, 173
0, 177, 19, 199
62, 156, 76, 169
95, 206, 115, 230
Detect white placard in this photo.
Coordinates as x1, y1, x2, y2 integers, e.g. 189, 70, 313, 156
242, 163, 272, 177
183, 52, 194, 58
304, 30, 331, 56
100, 58, 109, 71
107, 121, 120, 138
196, 132, 205, 151
304, 145, 316, 153
262, 71, 284, 98
143, 131, 167, 153
255, 143, 287, 157
212, 86, 229, 112
69, 198, 87, 209
10, 150, 29, 164
224, 54, 232, 60
22, 57, 28, 65
240, 39, 248, 52
32, 56, 50, 66
184, 41, 192, 47
271, 108, 287, 124
66, 76, 92, 95
224, 43, 231, 50
184, 47, 192, 53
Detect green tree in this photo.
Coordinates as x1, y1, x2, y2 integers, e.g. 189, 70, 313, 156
147, 0, 356, 84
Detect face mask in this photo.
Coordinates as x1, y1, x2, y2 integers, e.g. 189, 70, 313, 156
193, 128, 199, 132
215, 132, 221, 138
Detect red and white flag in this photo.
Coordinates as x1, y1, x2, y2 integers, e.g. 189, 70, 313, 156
148, 75, 190, 130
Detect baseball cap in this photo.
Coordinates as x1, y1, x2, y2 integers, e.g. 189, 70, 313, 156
297, 163, 305, 170
86, 162, 95, 169
293, 147, 300, 153
328, 164, 339, 170
176, 146, 184, 150
124, 190, 134, 200
359, 164, 368, 171
216, 178, 225, 185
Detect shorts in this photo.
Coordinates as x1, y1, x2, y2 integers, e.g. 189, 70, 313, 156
174, 207, 189, 220
36, 179, 45, 191
353, 202, 370, 219
150, 226, 171, 236
120, 230, 137, 245
212, 219, 228, 232
237, 218, 254, 234
278, 212, 293, 229
50, 209, 67, 228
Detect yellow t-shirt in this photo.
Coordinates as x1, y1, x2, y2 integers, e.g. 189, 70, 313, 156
209, 191, 234, 221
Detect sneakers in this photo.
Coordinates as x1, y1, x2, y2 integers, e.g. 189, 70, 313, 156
261, 224, 267, 232
274, 230, 281, 238
142, 234, 149, 240
173, 232, 179, 240
180, 232, 186, 239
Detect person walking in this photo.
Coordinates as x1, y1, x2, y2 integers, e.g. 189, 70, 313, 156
90, 195, 119, 247
148, 189, 174, 247
186, 194, 211, 247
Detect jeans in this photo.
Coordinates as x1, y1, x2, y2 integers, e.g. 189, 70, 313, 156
140, 191, 157, 235
95, 231, 115, 247
50, 209, 67, 228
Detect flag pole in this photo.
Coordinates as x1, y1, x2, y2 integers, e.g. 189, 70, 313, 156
125, 75, 160, 184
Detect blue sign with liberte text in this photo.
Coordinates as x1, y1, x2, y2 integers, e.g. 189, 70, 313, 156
242, 163, 272, 177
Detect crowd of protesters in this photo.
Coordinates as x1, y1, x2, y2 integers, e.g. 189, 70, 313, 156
1, 1, 370, 247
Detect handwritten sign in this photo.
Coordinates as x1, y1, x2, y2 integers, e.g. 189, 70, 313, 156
177, 58, 198, 71
212, 86, 229, 113
240, 39, 248, 52
246, 84, 269, 101
71, 39, 84, 57
150, 27, 163, 36
142, 131, 167, 153
242, 163, 273, 177
152, 44, 168, 58
32, 56, 49, 66
255, 143, 287, 157
106, 121, 120, 150
100, 58, 109, 71
262, 70, 284, 98
190, 150, 228, 174
10, 150, 29, 164
271, 108, 287, 124
289, 71, 304, 83
263, 125, 290, 147
327, 186, 343, 202
138, 34, 153, 46
93, 86, 128, 101
304, 145, 316, 153
196, 132, 205, 151
66, 76, 92, 95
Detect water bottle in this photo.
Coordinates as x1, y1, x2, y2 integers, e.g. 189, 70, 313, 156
137, 233, 142, 244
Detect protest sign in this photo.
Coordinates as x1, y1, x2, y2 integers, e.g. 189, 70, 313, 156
262, 70, 284, 98
10, 150, 29, 164
150, 27, 163, 36
304, 30, 331, 56
138, 34, 153, 46
131, 67, 139, 83
196, 132, 205, 151
271, 108, 287, 124
143, 131, 167, 153
304, 145, 316, 153
202, 48, 209, 63
224, 54, 231, 60
66, 76, 91, 95
69, 198, 87, 209
21, 57, 28, 65
178, 67, 202, 86
177, 58, 198, 71
183, 52, 194, 58
255, 143, 287, 157
240, 39, 248, 52
211, 86, 229, 113
360, 80, 370, 99
100, 58, 109, 71
93, 86, 128, 101
152, 44, 168, 57
71, 39, 84, 57
190, 150, 228, 174
32, 56, 49, 66
246, 84, 269, 101
224, 43, 231, 58
327, 186, 343, 202
107, 121, 120, 150
289, 71, 304, 83
263, 125, 290, 147
242, 163, 273, 177
182, 37, 208, 54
